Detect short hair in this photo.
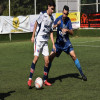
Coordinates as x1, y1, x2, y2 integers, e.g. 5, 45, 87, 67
48, 0, 56, 8
63, 5, 69, 11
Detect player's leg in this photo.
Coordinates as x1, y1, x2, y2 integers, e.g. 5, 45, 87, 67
28, 56, 39, 88
69, 50, 87, 81
29, 56, 39, 80
48, 43, 62, 78
43, 56, 52, 86
42, 42, 52, 86
48, 51, 56, 74
28, 41, 41, 88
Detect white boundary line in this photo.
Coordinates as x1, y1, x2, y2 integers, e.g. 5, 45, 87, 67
73, 45, 100, 47
73, 40, 100, 44
73, 40, 100, 47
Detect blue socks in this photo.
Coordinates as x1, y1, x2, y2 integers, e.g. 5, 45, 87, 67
29, 59, 83, 80
29, 62, 35, 79
29, 63, 49, 81
74, 58, 84, 76
43, 66, 48, 81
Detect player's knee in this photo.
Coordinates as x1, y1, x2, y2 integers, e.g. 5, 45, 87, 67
72, 55, 77, 61
49, 52, 56, 62
45, 59, 49, 67
73, 56, 77, 61
33, 56, 38, 64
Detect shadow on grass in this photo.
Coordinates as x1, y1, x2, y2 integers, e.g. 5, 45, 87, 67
0, 91, 15, 100
48, 73, 81, 84
28, 86, 44, 90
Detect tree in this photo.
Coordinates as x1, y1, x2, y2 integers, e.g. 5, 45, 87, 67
0, 0, 9, 16
0, 5, 4, 15
10, 0, 35, 16
0, 0, 56, 16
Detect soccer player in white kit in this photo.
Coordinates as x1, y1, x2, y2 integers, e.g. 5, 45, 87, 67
27, 0, 56, 88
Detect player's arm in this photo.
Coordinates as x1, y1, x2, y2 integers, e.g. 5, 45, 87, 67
31, 12, 43, 42
67, 19, 73, 35
62, 28, 73, 35
62, 19, 73, 35
31, 21, 38, 42
53, 20, 61, 29
67, 29, 73, 35
50, 32, 56, 52
53, 16, 61, 29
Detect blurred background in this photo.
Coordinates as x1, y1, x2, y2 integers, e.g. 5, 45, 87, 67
0, 0, 100, 16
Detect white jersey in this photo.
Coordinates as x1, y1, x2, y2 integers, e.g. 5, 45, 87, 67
35, 11, 54, 41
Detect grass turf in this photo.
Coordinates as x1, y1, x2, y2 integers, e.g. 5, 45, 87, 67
0, 29, 100, 42
0, 37, 100, 100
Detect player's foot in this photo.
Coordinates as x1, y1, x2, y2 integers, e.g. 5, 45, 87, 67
43, 80, 52, 86
82, 74, 87, 81
27, 79, 33, 89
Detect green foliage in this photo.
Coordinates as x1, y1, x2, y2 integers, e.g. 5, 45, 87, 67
81, 0, 96, 4
81, 0, 87, 4
0, 0, 55, 16
0, 0, 9, 15
10, 0, 35, 16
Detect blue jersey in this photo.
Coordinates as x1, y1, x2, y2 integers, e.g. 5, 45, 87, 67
54, 15, 72, 48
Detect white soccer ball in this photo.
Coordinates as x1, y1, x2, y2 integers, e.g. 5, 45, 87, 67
35, 77, 43, 89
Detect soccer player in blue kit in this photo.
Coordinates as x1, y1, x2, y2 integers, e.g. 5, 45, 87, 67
47, 5, 87, 82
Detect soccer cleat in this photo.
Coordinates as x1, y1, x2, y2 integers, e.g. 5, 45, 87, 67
27, 80, 33, 88
43, 80, 52, 86
82, 74, 87, 81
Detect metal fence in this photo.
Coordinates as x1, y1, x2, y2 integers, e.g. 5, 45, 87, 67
56, 0, 79, 13
56, 0, 100, 13
80, 0, 100, 13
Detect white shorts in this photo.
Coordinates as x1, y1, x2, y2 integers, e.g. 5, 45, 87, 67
34, 40, 49, 56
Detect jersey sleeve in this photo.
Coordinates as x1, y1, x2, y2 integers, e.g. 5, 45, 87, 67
68, 19, 72, 30
54, 17, 60, 25
36, 12, 44, 24
50, 21, 54, 33
49, 16, 54, 33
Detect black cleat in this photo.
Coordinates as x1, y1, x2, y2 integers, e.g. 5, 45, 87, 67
82, 74, 87, 81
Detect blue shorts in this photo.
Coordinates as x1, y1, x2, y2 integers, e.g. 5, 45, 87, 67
52, 43, 74, 57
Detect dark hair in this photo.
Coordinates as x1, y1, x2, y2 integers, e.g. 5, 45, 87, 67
48, 0, 56, 8
63, 5, 69, 11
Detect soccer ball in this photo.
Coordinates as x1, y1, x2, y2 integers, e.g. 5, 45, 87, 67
35, 77, 43, 89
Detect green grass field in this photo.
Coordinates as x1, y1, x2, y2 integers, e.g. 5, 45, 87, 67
0, 37, 100, 100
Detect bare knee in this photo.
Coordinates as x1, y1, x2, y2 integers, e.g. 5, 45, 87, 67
70, 50, 77, 61
33, 56, 39, 64
45, 59, 49, 67
72, 55, 77, 61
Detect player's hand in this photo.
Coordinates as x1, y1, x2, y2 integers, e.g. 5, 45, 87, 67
57, 20, 61, 26
62, 28, 68, 34
31, 36, 34, 43
53, 44, 56, 53
53, 20, 61, 29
